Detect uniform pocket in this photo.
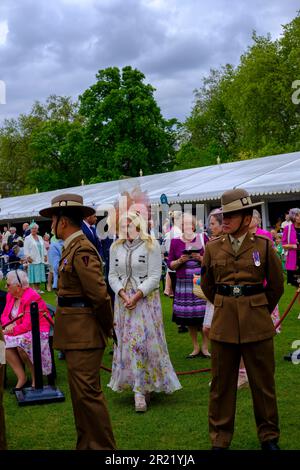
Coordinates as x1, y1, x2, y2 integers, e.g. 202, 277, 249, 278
212, 259, 226, 282
249, 293, 269, 307
56, 308, 99, 345
212, 259, 226, 267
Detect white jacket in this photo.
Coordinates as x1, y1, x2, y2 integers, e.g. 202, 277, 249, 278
24, 234, 46, 264
109, 238, 162, 297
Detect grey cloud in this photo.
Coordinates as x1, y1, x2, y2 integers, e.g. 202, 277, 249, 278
0, 0, 299, 124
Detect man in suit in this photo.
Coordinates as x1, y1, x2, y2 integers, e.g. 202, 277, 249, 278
7, 227, 20, 248
201, 188, 284, 451
81, 214, 103, 256
40, 194, 116, 450
81, 213, 114, 303
22, 223, 31, 238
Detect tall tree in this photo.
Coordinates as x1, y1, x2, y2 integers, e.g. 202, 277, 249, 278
176, 12, 300, 169
79, 66, 177, 182
175, 66, 237, 169
26, 95, 85, 191
0, 115, 39, 196
0, 95, 84, 195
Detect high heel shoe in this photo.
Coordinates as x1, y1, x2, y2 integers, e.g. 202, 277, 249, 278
10, 379, 31, 394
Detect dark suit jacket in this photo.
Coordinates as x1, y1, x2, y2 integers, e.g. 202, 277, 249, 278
8, 233, 19, 248
81, 222, 103, 256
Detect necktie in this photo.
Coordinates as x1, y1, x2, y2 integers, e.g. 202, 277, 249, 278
232, 238, 240, 254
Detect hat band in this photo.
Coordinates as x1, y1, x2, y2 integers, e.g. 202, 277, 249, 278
223, 197, 252, 212
52, 201, 83, 208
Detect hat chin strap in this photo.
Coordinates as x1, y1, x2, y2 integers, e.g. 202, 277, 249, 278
54, 213, 62, 239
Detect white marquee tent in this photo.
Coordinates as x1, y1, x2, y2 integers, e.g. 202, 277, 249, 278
0, 150, 300, 223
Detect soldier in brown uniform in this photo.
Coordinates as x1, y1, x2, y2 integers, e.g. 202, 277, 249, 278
0, 326, 7, 450
201, 188, 284, 451
40, 194, 116, 450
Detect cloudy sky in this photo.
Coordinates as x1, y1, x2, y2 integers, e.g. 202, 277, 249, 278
0, 0, 299, 124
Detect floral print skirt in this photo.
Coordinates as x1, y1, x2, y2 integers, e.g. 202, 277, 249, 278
4, 332, 52, 375
108, 285, 182, 395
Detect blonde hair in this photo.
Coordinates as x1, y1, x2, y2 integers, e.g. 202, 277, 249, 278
113, 211, 155, 250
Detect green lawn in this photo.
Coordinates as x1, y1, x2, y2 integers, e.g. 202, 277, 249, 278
2, 281, 300, 450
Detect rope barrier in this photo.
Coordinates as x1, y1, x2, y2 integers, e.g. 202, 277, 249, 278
2, 313, 24, 329
3, 288, 299, 377
273, 287, 300, 330
100, 287, 300, 376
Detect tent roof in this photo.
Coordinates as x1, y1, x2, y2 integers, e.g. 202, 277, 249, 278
1, 150, 300, 221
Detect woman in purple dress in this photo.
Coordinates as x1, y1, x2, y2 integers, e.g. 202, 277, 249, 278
168, 213, 209, 358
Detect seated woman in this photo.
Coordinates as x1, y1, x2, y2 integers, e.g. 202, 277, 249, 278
1, 270, 52, 391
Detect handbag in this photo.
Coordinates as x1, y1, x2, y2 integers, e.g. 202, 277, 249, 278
193, 274, 207, 300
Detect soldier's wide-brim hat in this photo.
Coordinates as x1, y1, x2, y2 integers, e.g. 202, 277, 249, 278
220, 188, 263, 214
39, 193, 95, 219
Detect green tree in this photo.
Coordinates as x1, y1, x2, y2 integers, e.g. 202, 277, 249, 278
79, 66, 177, 182
0, 115, 38, 196
26, 95, 85, 191
175, 66, 237, 169
177, 12, 300, 169
0, 95, 84, 195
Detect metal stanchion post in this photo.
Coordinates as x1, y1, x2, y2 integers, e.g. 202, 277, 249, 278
15, 302, 65, 406
30, 302, 43, 390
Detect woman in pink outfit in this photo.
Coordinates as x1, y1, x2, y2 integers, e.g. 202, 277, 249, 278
249, 210, 281, 331
282, 208, 300, 287
1, 270, 51, 390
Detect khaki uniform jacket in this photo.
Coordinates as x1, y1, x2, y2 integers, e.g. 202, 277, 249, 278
201, 232, 284, 344
53, 234, 114, 350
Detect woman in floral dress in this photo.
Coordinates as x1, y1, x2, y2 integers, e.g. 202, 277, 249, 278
108, 211, 181, 412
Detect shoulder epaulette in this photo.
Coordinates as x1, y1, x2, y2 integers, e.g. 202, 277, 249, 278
207, 235, 222, 244
254, 233, 272, 242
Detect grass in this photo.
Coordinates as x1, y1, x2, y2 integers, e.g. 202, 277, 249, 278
2, 280, 300, 450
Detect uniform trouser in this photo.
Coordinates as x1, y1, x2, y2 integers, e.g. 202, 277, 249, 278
0, 365, 7, 450
64, 349, 116, 450
209, 338, 279, 448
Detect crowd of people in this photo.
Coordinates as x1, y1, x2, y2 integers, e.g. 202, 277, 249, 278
0, 223, 51, 293
0, 188, 299, 451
